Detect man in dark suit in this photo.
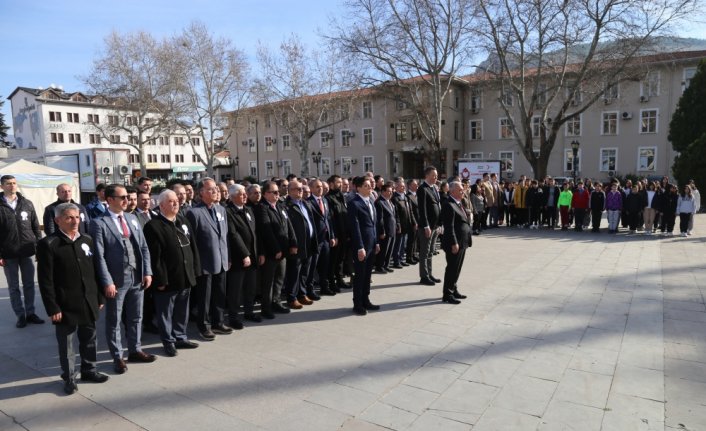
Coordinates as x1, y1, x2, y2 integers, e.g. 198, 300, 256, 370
391, 178, 415, 268
417, 166, 442, 285
374, 182, 398, 273
135, 191, 158, 227
542, 177, 561, 229
186, 178, 232, 340
283, 179, 319, 307
405, 179, 420, 264
43, 183, 90, 235
90, 184, 156, 374
85, 183, 108, 220
37, 202, 109, 395
440, 181, 471, 304
255, 181, 296, 316
307, 179, 337, 296
143, 190, 201, 357
225, 184, 261, 325
326, 175, 350, 292
348, 176, 380, 316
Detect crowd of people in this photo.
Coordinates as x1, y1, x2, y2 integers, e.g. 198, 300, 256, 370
0, 169, 699, 395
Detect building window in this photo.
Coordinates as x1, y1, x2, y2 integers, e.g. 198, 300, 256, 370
127, 136, 137, 145
67, 113, 79, 123
341, 157, 352, 175
87, 114, 99, 124
564, 149, 582, 172
159, 136, 167, 145
108, 115, 119, 126
129, 154, 140, 163
147, 154, 157, 163
363, 156, 374, 173
160, 154, 171, 163
454, 120, 459, 140
638, 147, 656, 171
175, 154, 184, 163
321, 158, 331, 175
320, 132, 331, 148
109, 135, 120, 144
600, 148, 618, 172
396, 97, 409, 110
499, 118, 513, 139
470, 88, 482, 112
191, 137, 200, 146
684, 67, 697, 90
469, 120, 482, 140
174, 137, 185, 145
362, 101, 372, 119
49, 111, 62, 122
265, 160, 274, 177
411, 122, 420, 140
282, 135, 291, 151
248, 138, 256, 153
341, 130, 351, 147
126, 116, 137, 126
363, 128, 373, 146
604, 82, 619, 101
531, 116, 541, 138
265, 114, 272, 128
265, 136, 274, 152
192, 154, 199, 163
249, 161, 257, 177
395, 122, 408, 142
50, 133, 64, 143
640, 109, 658, 134
501, 88, 513, 106
566, 81, 582, 105
468, 152, 483, 160
282, 160, 292, 176
499, 151, 514, 172
641, 71, 660, 98
565, 114, 581, 137
87, 134, 100, 144
602, 112, 618, 135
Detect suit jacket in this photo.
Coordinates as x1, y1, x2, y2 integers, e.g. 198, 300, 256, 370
441, 197, 472, 252
37, 232, 104, 326
417, 182, 441, 229
285, 197, 319, 259
89, 211, 152, 289
375, 197, 398, 239
135, 208, 158, 228
85, 198, 107, 219
391, 192, 415, 234
348, 194, 378, 253
143, 213, 200, 292
406, 191, 420, 226
326, 189, 349, 242
255, 200, 296, 259
308, 195, 335, 243
226, 202, 258, 270
185, 203, 229, 275
43, 200, 90, 235
542, 185, 561, 207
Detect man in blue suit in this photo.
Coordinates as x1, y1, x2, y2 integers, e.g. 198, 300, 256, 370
90, 184, 155, 374
186, 178, 232, 340
347, 176, 380, 316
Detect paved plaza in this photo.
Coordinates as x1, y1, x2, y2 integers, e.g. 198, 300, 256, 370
1, 215, 705, 431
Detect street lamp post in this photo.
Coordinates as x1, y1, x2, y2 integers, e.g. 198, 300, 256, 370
571, 140, 580, 181
234, 156, 239, 180
311, 151, 322, 177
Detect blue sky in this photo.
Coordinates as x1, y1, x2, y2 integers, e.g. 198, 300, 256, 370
1, 0, 705, 136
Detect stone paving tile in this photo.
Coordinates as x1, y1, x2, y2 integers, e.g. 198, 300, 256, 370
305, 383, 379, 416
380, 384, 439, 415
472, 406, 541, 431
492, 374, 558, 417
604, 392, 664, 425
515, 349, 573, 382
458, 355, 523, 387
428, 380, 498, 415
403, 365, 462, 394
601, 411, 664, 431
553, 369, 613, 408
611, 364, 665, 402
358, 402, 419, 430
406, 411, 472, 431
538, 399, 605, 431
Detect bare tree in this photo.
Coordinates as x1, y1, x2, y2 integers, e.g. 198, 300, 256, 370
253, 34, 359, 177
330, 0, 476, 159
174, 21, 250, 177
475, 0, 702, 179
82, 31, 182, 175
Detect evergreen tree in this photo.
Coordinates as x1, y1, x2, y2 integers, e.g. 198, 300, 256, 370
670, 59, 706, 188
0, 99, 10, 145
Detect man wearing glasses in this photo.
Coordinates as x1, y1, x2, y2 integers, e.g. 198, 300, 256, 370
143, 190, 200, 357
90, 184, 156, 374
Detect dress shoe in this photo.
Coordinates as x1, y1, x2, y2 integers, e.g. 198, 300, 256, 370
199, 329, 216, 340
81, 371, 110, 383
433, 251, 440, 255
287, 300, 303, 309
373, 267, 386, 274
64, 379, 78, 395
114, 359, 128, 374
307, 292, 321, 301
331, 285, 342, 293
272, 302, 291, 313
163, 344, 178, 357
128, 351, 157, 363
320, 288, 337, 296
16, 315, 27, 328
298, 296, 314, 305
442, 296, 461, 304
429, 276, 442, 283
383, 267, 394, 273
420, 278, 436, 286
261, 311, 276, 320
244, 313, 262, 323
453, 291, 467, 299
400, 262, 410, 267
353, 306, 368, 316
212, 324, 233, 334
229, 320, 244, 330
406, 259, 417, 265
337, 281, 352, 289
175, 340, 199, 349
364, 302, 381, 311
26, 314, 45, 324
391, 264, 403, 269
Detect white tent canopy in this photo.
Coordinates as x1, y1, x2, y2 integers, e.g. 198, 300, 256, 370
0, 159, 80, 225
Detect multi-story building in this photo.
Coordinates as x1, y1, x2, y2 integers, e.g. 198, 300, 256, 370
227, 49, 705, 182
7, 86, 211, 194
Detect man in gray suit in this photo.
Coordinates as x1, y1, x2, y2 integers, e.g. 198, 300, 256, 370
90, 184, 156, 375
186, 178, 232, 340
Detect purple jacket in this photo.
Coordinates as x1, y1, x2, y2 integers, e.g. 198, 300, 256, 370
605, 191, 623, 211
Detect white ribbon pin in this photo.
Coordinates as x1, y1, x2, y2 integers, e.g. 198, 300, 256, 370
20, 211, 28, 221
246, 212, 252, 221
216, 212, 224, 222
81, 243, 92, 257
282, 210, 288, 219
182, 224, 189, 235
131, 219, 139, 229
80, 213, 85, 221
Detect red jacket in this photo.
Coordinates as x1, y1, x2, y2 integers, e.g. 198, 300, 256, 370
571, 188, 590, 209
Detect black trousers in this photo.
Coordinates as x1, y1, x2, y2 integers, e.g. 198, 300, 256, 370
679, 213, 692, 233
443, 247, 466, 298
405, 229, 418, 262
661, 212, 676, 232
545, 206, 558, 227
260, 258, 286, 311
591, 209, 603, 231
226, 266, 257, 321
284, 255, 310, 301
574, 208, 586, 231
352, 248, 375, 308
328, 237, 347, 287
375, 234, 395, 269
56, 321, 97, 381
196, 271, 226, 330
309, 240, 330, 293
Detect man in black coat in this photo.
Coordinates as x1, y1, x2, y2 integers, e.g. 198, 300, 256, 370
405, 179, 420, 264
326, 175, 350, 291
307, 179, 337, 297
417, 167, 442, 285
143, 190, 201, 357
43, 183, 90, 235
391, 178, 415, 268
37, 203, 109, 395
374, 182, 398, 273
225, 184, 262, 325
542, 177, 561, 229
440, 182, 471, 304
255, 181, 297, 314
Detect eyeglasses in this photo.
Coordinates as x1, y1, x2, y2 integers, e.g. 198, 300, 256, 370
267, 190, 280, 195
112, 195, 129, 200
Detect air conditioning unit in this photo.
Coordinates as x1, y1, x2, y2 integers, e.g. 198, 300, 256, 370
272, 138, 277, 144
506, 172, 514, 179
348, 132, 355, 138
640, 95, 649, 103
471, 108, 479, 114
118, 165, 131, 175
604, 98, 612, 105
241, 140, 248, 146
608, 170, 615, 177
622, 112, 632, 120
101, 166, 113, 175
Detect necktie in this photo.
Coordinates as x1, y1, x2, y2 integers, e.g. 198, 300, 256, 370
117, 215, 129, 238
318, 197, 325, 215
